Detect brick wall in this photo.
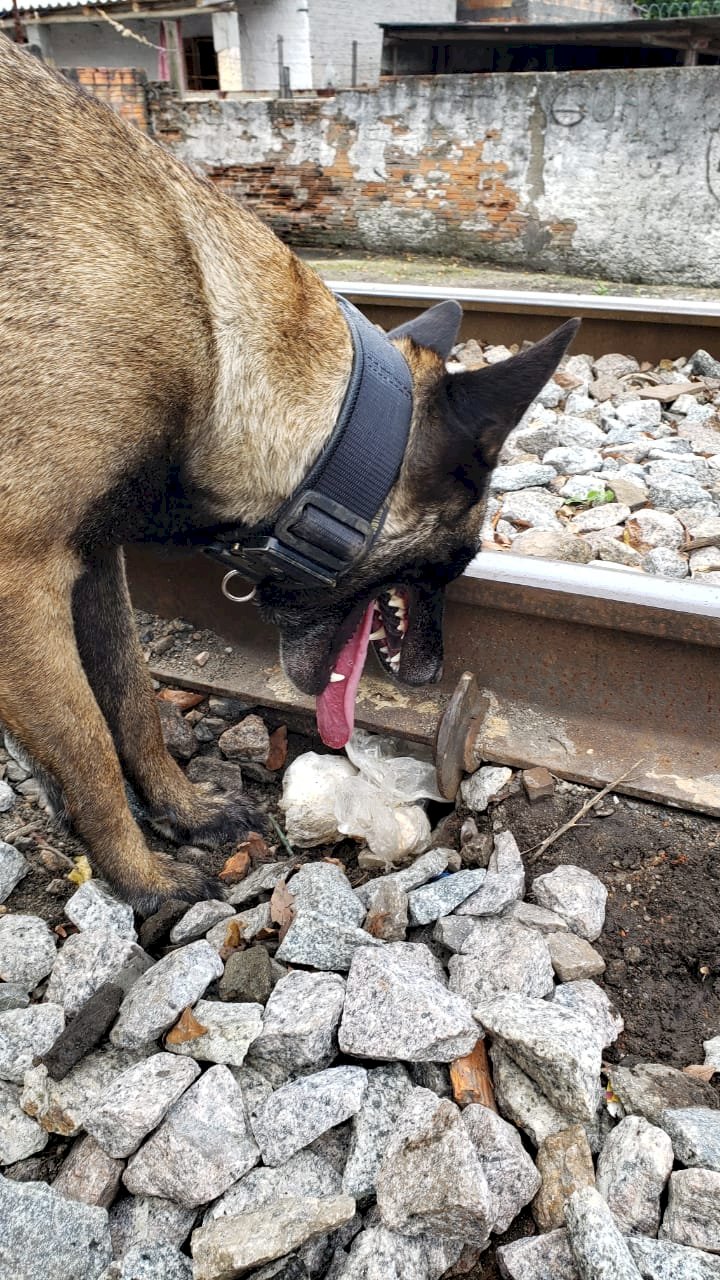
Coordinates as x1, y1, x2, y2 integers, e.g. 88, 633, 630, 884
148, 69, 720, 287
65, 67, 149, 131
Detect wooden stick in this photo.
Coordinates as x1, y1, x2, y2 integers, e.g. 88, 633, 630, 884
525, 761, 643, 864
450, 1039, 497, 1111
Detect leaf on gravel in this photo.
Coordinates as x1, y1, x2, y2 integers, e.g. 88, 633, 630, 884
236, 831, 272, 864
166, 1006, 208, 1045
219, 850, 251, 884
218, 918, 248, 960
270, 879, 296, 943
156, 688, 205, 711
67, 855, 93, 885
683, 1063, 716, 1082
266, 725, 288, 771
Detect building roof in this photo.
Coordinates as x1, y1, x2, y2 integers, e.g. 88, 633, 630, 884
10, 0, 122, 9
381, 14, 720, 52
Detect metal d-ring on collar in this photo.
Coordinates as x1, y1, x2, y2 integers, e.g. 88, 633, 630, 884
204, 295, 414, 597
221, 571, 257, 603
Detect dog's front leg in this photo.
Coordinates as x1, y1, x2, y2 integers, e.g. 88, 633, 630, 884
0, 549, 219, 913
72, 546, 265, 851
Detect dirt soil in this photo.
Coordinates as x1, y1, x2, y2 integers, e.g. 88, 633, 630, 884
1, 610, 718, 1280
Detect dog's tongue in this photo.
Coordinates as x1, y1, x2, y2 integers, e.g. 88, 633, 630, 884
316, 602, 375, 749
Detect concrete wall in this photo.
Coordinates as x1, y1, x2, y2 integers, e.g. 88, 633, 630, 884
149, 68, 720, 286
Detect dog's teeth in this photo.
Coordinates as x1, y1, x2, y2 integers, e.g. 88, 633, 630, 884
388, 653, 400, 669
388, 593, 404, 610
398, 618, 408, 634
369, 628, 386, 641
329, 672, 346, 683
379, 645, 389, 657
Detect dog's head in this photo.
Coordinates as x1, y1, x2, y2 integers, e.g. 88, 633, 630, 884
256, 302, 579, 746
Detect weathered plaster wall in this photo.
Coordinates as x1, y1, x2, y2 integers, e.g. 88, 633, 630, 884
149, 69, 720, 286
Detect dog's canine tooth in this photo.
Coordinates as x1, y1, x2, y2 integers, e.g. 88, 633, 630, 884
388, 653, 401, 669
388, 593, 404, 610
369, 628, 386, 641
329, 672, 346, 682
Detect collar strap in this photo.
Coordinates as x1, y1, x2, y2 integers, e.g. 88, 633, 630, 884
205, 296, 414, 589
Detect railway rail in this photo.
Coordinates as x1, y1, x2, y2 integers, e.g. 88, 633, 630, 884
127, 284, 720, 818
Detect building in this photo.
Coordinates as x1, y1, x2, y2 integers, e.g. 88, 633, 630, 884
0, 0, 456, 96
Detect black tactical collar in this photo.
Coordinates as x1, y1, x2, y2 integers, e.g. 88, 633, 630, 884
205, 296, 414, 590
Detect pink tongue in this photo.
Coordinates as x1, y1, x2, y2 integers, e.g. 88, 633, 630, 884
316, 601, 376, 749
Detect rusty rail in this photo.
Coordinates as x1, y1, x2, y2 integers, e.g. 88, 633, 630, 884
127, 286, 720, 817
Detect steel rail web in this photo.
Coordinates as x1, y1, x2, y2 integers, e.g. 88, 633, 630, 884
126, 285, 720, 817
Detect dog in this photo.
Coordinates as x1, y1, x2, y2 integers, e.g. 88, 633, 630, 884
0, 36, 578, 912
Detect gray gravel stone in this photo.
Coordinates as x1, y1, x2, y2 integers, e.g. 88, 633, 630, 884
343, 1064, 413, 1202
616, 397, 661, 427
489, 1044, 606, 1154
502, 486, 565, 531
547, 932, 606, 981
509, 529, 594, 563
227, 860, 295, 907
107, 1242, 192, 1280
362, 879, 408, 940
166, 998, 263, 1066
21, 1047, 147, 1137
376, 1088, 492, 1244
497, 1228, 578, 1280
407, 869, 487, 925
339, 944, 478, 1062
83, 1052, 200, 1157
45, 928, 153, 1016
544, 446, 604, 475
108, 1194, 197, 1260
704, 1036, 720, 1070
52, 1134, 124, 1207
660, 1107, 720, 1172
338, 1223, 463, 1280
0, 840, 29, 903
532, 864, 607, 941
290, 862, 364, 925
647, 474, 710, 512
169, 900, 235, 944
0, 1171, 112, 1278
660, 1169, 720, 1252
608, 1062, 719, 1125
565, 1185, 643, 1279
355, 850, 450, 907
276, 912, 382, 971
205, 1147, 341, 1223
491, 462, 557, 492
0, 1078, 48, 1164
477, 993, 602, 1123
460, 766, 512, 812
248, 970, 345, 1074
123, 1065, 259, 1207
449, 918, 554, 1003
65, 881, 137, 941
0, 1002, 65, 1082
628, 1235, 720, 1279
456, 831, 526, 917
110, 940, 224, 1049
192, 1194, 356, 1280
0, 982, 30, 1012
570, 503, 631, 532
596, 1115, 674, 1236
0, 779, 15, 813
432, 914, 478, 952
506, 901, 570, 933
0, 912, 57, 989
252, 1066, 367, 1167
219, 946, 283, 1005
624, 508, 685, 549
643, 547, 689, 578
464, 1102, 541, 1233
552, 980, 624, 1050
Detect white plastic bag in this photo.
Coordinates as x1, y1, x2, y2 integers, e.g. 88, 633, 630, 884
334, 775, 431, 864
280, 752, 357, 847
345, 729, 444, 804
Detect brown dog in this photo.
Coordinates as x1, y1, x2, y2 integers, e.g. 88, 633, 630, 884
0, 36, 577, 912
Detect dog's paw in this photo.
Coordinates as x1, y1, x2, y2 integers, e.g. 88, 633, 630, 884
150, 783, 269, 849
124, 853, 225, 919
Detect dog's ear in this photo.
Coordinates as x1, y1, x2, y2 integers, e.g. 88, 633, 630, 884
387, 300, 463, 360
441, 318, 580, 469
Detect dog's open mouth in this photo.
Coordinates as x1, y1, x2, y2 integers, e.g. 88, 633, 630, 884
315, 587, 410, 749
